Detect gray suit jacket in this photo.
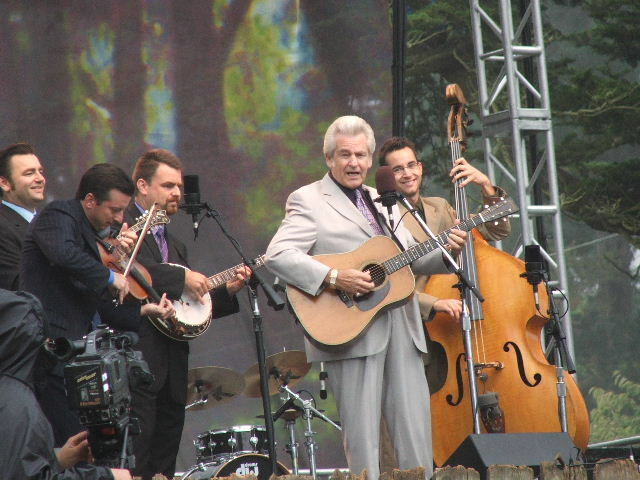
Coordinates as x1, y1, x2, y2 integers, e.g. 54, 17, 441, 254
265, 173, 450, 362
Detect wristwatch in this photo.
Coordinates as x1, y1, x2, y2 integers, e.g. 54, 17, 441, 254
328, 269, 339, 288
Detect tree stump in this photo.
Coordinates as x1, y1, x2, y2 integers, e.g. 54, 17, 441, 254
593, 458, 640, 479
486, 465, 533, 479
379, 466, 426, 480
432, 465, 480, 479
330, 468, 367, 480
539, 459, 587, 480
276, 475, 313, 480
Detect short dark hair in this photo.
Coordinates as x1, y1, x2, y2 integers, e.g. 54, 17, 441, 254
378, 137, 421, 166
76, 163, 135, 202
0, 143, 36, 179
132, 148, 183, 185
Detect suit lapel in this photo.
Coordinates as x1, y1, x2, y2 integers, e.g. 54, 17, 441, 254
0, 205, 29, 236
421, 197, 440, 231
399, 202, 428, 243
320, 174, 374, 236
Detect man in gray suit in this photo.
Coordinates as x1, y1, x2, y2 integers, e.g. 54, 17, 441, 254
265, 116, 467, 479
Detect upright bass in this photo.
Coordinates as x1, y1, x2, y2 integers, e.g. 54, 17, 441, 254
424, 84, 590, 466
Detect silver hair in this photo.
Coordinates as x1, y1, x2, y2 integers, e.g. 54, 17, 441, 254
322, 115, 376, 158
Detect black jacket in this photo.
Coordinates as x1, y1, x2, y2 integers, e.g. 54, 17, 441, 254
124, 202, 239, 403
20, 199, 141, 352
0, 289, 114, 479
0, 203, 30, 290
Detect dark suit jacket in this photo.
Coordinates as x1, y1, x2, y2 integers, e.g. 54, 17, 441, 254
0, 203, 30, 290
20, 199, 141, 352
124, 202, 239, 403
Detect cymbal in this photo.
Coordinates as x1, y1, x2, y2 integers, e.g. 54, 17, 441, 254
186, 366, 245, 410
243, 350, 311, 397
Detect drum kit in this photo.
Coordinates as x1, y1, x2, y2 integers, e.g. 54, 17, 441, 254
181, 350, 341, 480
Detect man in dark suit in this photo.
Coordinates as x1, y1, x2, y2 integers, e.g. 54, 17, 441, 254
20, 163, 174, 446
0, 143, 46, 290
125, 149, 250, 480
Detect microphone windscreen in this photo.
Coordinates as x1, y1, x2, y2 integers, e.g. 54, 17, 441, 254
183, 174, 200, 196
375, 165, 397, 194
524, 245, 546, 273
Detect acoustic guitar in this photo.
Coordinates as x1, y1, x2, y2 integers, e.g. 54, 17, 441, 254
286, 197, 517, 346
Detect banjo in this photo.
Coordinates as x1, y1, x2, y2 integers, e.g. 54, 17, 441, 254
150, 255, 265, 341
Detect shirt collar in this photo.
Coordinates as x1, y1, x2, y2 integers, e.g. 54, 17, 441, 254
1, 200, 36, 223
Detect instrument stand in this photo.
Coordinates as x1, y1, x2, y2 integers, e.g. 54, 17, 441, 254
396, 193, 485, 433
185, 379, 207, 410
278, 384, 342, 480
542, 282, 576, 434
285, 414, 300, 475
201, 203, 286, 474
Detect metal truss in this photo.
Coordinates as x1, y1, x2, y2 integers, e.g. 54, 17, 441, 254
469, 0, 575, 356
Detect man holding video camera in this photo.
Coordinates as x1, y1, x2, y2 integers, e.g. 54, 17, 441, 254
0, 288, 132, 479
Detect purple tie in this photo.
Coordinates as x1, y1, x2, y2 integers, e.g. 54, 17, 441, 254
355, 188, 385, 235
153, 226, 169, 263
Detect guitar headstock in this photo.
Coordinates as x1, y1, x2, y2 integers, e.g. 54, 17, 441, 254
481, 197, 519, 223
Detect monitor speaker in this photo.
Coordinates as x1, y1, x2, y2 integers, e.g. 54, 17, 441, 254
444, 433, 581, 479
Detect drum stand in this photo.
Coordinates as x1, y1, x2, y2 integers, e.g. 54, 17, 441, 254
185, 380, 208, 410
283, 410, 300, 474
275, 384, 341, 479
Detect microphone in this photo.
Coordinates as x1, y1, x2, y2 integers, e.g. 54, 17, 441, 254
522, 245, 547, 309
319, 361, 328, 400
181, 174, 204, 237
374, 166, 400, 229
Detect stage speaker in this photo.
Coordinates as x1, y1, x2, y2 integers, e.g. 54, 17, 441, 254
444, 433, 581, 479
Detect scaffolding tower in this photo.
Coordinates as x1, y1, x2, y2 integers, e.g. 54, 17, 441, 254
468, 0, 574, 357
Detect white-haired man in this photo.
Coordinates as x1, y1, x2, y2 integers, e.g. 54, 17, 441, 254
265, 116, 467, 479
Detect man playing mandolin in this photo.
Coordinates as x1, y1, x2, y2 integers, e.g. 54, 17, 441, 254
265, 115, 467, 480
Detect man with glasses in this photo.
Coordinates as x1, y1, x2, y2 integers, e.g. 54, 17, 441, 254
378, 136, 510, 324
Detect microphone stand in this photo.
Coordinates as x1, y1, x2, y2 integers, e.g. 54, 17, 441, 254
395, 193, 485, 434
200, 201, 285, 475
542, 281, 576, 434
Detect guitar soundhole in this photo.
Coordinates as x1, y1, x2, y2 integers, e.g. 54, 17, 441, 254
363, 263, 386, 287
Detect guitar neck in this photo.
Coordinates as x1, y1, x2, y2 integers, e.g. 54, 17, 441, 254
207, 255, 265, 290
383, 215, 485, 275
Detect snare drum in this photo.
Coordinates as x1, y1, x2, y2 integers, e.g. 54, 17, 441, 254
194, 425, 269, 460
182, 453, 288, 480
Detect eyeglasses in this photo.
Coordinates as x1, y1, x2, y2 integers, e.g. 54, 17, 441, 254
391, 161, 421, 176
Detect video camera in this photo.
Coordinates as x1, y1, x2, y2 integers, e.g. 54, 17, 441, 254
48, 327, 153, 468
